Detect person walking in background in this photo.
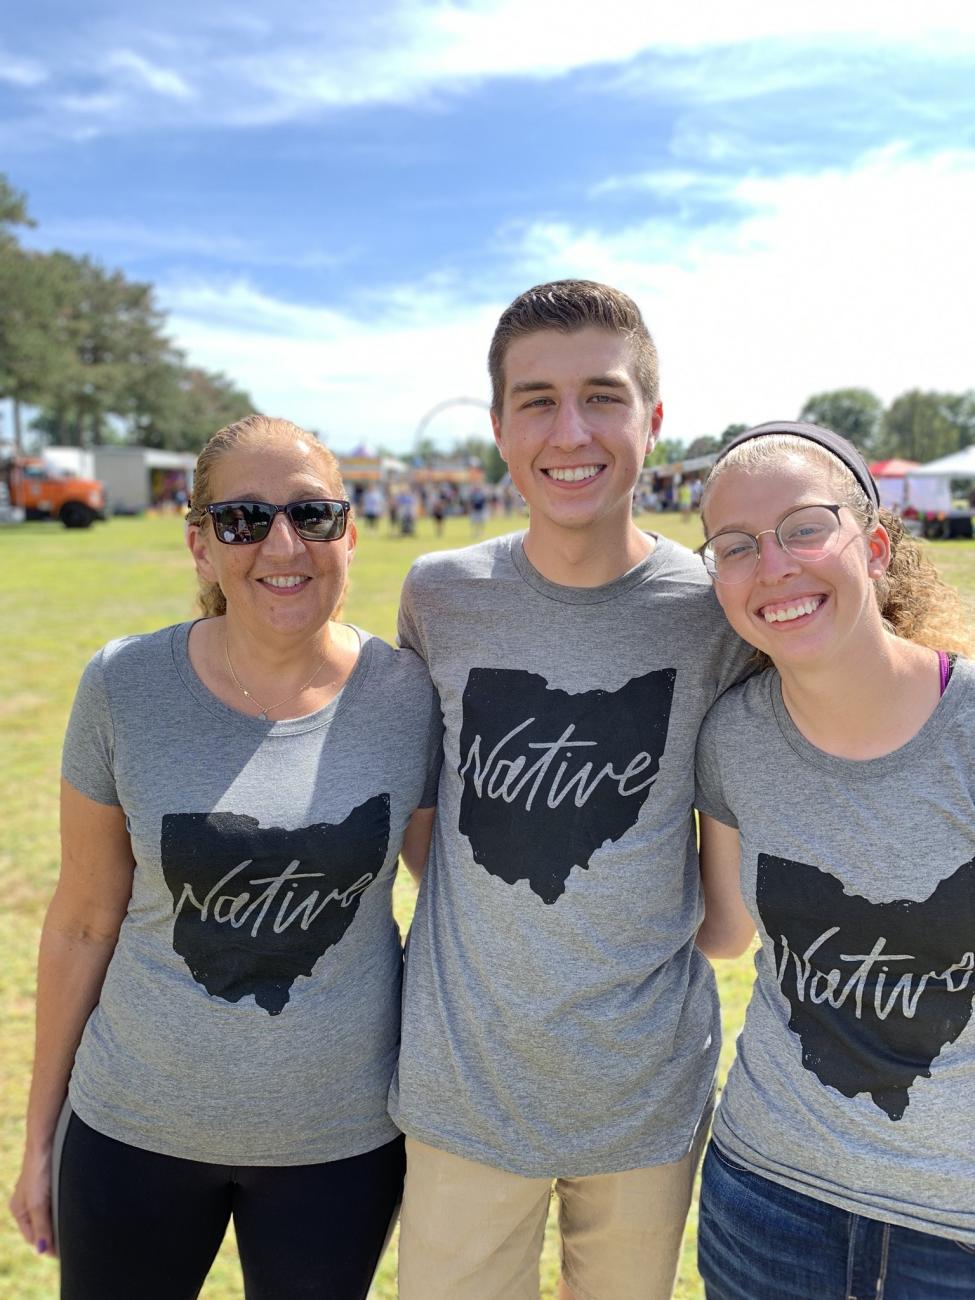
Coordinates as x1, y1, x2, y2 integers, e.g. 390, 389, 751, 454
392, 280, 749, 1300
395, 482, 417, 536
468, 483, 488, 537
362, 483, 384, 529
431, 488, 449, 537
9, 415, 440, 1300
694, 422, 975, 1299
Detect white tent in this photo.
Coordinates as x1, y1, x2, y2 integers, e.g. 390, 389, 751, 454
887, 475, 951, 513
908, 447, 975, 478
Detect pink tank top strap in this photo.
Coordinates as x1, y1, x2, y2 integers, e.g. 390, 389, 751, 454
938, 650, 951, 697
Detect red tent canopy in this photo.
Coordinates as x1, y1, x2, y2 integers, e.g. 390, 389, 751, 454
869, 458, 921, 477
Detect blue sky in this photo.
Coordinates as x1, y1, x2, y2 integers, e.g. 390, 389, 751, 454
2, 1, 974, 452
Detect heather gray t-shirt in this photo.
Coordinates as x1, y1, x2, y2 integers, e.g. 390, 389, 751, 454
389, 532, 750, 1177
62, 622, 441, 1166
695, 661, 975, 1245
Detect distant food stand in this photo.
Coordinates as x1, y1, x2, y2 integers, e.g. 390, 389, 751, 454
900, 447, 975, 539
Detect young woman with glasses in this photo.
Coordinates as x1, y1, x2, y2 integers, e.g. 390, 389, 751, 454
10, 415, 441, 1300
692, 421, 975, 1299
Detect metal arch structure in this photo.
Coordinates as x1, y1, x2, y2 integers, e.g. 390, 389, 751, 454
414, 396, 492, 444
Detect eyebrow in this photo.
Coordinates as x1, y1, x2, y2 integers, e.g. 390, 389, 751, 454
509, 374, 630, 396
709, 502, 833, 534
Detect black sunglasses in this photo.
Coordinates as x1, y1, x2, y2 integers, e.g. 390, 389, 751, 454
205, 498, 351, 544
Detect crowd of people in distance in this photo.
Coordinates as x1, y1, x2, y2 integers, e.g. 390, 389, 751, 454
355, 478, 522, 537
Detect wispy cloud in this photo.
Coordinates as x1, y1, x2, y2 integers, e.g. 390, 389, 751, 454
0, 50, 47, 87
3, 0, 974, 144
26, 219, 352, 271
106, 49, 194, 100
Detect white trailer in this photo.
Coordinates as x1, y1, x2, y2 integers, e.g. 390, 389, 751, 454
92, 447, 197, 514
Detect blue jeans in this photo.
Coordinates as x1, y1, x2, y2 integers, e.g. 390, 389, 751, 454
698, 1140, 975, 1300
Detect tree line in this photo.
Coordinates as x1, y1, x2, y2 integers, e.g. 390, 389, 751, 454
651, 386, 974, 470
0, 176, 254, 452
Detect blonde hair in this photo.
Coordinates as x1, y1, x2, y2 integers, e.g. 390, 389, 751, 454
702, 435, 974, 663
186, 415, 347, 618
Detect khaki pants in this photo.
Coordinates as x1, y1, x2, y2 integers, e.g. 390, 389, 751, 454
398, 1127, 708, 1300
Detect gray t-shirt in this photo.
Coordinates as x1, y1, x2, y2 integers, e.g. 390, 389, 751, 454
695, 661, 975, 1245
390, 532, 749, 1176
62, 622, 441, 1166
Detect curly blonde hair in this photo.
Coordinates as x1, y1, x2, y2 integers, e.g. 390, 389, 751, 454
702, 435, 974, 664
186, 415, 347, 618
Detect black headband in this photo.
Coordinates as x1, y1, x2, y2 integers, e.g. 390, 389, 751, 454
715, 420, 880, 508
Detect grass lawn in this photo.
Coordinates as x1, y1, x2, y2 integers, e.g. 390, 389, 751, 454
1, 507, 971, 1300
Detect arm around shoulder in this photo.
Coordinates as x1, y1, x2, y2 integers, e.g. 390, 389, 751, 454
696, 813, 756, 960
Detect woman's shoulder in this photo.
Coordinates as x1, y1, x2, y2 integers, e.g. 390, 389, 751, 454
86, 622, 189, 689
702, 667, 777, 737
355, 628, 434, 692
96, 622, 185, 660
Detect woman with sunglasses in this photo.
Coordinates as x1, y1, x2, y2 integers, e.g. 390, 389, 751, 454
10, 415, 441, 1300
692, 422, 975, 1299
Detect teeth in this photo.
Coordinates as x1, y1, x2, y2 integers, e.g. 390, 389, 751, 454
263, 575, 306, 588
763, 597, 823, 624
547, 465, 600, 482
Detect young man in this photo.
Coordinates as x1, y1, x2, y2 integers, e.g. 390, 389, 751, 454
391, 281, 748, 1300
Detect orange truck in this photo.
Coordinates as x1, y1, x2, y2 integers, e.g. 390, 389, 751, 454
2, 455, 106, 528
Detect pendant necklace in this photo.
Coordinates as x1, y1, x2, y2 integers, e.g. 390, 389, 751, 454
224, 638, 329, 721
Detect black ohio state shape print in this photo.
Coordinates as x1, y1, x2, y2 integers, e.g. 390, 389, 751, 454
758, 852, 975, 1120
161, 795, 390, 1015
458, 667, 676, 903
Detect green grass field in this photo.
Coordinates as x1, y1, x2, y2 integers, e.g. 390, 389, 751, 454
1, 509, 972, 1300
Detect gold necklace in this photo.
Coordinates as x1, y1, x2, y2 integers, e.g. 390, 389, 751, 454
224, 638, 328, 721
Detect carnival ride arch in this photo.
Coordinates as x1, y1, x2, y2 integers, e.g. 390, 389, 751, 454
414, 397, 491, 445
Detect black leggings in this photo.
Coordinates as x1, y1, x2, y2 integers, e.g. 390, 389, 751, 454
57, 1113, 405, 1300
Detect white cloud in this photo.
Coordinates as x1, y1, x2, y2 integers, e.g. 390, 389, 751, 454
163, 278, 500, 449
588, 169, 736, 201
106, 49, 194, 100
512, 147, 975, 442
4, 0, 974, 139
161, 147, 975, 452
0, 52, 47, 86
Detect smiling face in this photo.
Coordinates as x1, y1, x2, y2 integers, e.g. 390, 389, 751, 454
703, 454, 890, 672
187, 435, 356, 644
491, 326, 662, 549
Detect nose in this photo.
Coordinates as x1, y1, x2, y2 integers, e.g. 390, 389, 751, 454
549, 400, 592, 450
753, 529, 800, 582
261, 510, 306, 555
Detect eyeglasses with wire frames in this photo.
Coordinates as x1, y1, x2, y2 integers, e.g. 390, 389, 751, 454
203, 498, 351, 545
699, 503, 848, 584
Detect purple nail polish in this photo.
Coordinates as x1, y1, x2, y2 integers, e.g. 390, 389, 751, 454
37, 1239, 48, 1254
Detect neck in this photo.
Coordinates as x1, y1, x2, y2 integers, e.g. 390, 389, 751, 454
776, 629, 940, 759
187, 616, 359, 722
522, 516, 655, 588
224, 618, 337, 677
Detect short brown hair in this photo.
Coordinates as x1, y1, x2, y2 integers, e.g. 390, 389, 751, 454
488, 279, 659, 414
186, 414, 346, 618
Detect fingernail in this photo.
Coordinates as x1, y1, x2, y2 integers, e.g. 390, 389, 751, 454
37, 1239, 48, 1254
